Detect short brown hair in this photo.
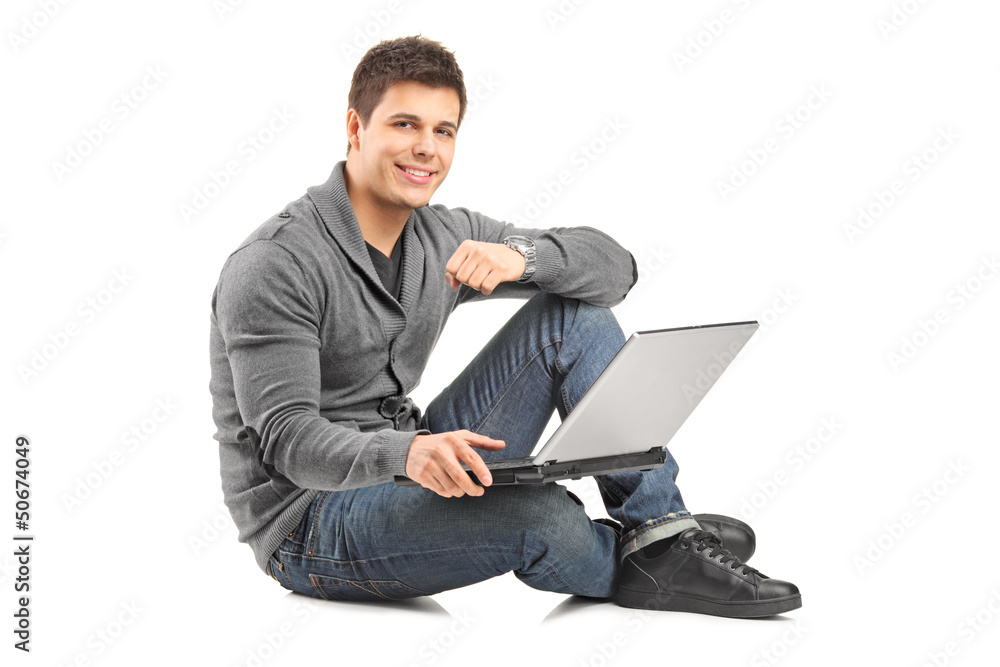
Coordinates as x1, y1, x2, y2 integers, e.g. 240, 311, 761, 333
346, 35, 467, 157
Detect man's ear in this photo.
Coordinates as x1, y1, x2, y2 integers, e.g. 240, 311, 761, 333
346, 108, 363, 153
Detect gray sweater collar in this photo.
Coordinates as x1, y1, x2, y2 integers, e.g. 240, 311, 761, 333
307, 161, 426, 324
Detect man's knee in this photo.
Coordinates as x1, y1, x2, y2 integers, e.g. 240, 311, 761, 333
517, 484, 594, 547
498, 483, 577, 522
570, 299, 625, 349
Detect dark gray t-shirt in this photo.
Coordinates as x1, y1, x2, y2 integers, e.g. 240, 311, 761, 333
366, 236, 402, 300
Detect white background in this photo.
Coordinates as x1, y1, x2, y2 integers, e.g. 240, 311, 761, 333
3, 0, 999, 665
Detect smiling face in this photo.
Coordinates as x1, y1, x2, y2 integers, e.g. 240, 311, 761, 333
345, 80, 460, 216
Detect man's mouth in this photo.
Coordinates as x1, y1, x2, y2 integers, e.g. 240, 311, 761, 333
396, 164, 435, 184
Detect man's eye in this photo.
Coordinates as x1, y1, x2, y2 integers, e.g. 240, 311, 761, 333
437, 128, 453, 137
396, 121, 413, 128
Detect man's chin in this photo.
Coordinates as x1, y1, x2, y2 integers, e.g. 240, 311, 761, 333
399, 193, 433, 210
390, 180, 439, 210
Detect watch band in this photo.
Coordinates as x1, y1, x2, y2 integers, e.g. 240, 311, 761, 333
503, 235, 536, 283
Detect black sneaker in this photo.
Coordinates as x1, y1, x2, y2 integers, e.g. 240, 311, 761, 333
692, 513, 755, 562
614, 528, 801, 618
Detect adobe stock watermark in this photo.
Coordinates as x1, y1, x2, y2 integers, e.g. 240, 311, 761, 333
672, 0, 757, 73
853, 458, 969, 575
738, 417, 844, 521
231, 601, 318, 667
681, 288, 797, 404
178, 106, 294, 224
463, 74, 501, 116
544, 0, 590, 30
7, 0, 72, 54
877, 0, 932, 41
887, 254, 997, 372
51, 65, 168, 182
716, 84, 832, 201
213, 0, 249, 20
16, 268, 134, 385
627, 243, 672, 297
507, 116, 627, 225
843, 126, 959, 244
56, 600, 144, 666
338, 0, 417, 61
572, 587, 692, 667
917, 587, 1000, 667
571, 627, 634, 667
573, 591, 804, 667
61, 398, 178, 513
681, 334, 751, 406
188, 503, 236, 557
751, 622, 808, 667
752, 287, 797, 336
403, 610, 476, 667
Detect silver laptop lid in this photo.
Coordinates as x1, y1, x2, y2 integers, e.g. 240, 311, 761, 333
531, 321, 758, 464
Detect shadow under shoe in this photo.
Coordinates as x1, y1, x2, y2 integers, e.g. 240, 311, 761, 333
614, 528, 801, 618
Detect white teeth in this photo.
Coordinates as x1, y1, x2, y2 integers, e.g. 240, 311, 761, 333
403, 167, 431, 177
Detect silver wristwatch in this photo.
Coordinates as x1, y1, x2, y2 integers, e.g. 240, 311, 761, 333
502, 235, 536, 283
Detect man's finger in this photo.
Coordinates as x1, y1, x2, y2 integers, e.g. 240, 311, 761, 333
442, 456, 483, 496
458, 447, 493, 487
463, 431, 506, 450
480, 273, 501, 296
423, 467, 449, 497
454, 258, 478, 288
431, 467, 465, 498
465, 264, 492, 293
445, 245, 469, 278
457, 446, 493, 489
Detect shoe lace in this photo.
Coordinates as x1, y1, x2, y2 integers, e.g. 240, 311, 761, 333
679, 530, 762, 577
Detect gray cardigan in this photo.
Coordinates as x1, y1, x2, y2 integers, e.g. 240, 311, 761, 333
209, 161, 638, 573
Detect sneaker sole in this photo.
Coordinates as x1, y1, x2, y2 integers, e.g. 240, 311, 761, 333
614, 587, 802, 618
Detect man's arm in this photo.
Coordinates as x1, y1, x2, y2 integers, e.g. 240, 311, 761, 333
443, 206, 639, 309
214, 240, 427, 491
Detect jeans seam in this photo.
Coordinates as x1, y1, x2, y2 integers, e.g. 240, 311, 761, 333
553, 351, 575, 415
518, 534, 582, 594
310, 573, 396, 601
292, 543, 523, 567
470, 335, 563, 433
269, 554, 294, 590
528, 555, 577, 594
305, 491, 332, 557
598, 479, 629, 504
297, 546, 525, 598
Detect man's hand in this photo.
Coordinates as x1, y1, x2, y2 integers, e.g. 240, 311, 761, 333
405, 430, 506, 497
445, 240, 525, 295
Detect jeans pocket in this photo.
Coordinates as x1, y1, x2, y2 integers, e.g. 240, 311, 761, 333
268, 554, 294, 591
308, 573, 429, 602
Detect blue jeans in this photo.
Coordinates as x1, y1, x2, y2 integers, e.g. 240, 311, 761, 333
267, 292, 699, 601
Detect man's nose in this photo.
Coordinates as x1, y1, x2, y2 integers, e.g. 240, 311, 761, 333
412, 128, 437, 157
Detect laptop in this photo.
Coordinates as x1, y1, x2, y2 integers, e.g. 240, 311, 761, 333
393, 320, 758, 487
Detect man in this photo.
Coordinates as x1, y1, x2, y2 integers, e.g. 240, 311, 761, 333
209, 35, 800, 617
